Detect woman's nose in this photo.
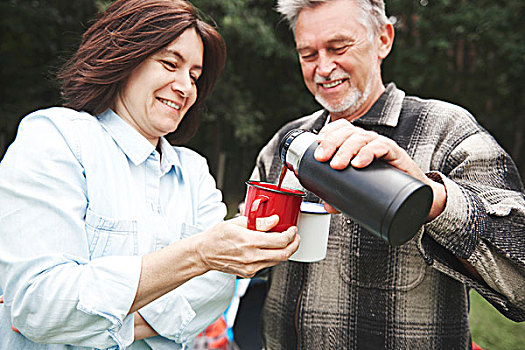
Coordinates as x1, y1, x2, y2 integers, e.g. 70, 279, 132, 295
170, 72, 193, 97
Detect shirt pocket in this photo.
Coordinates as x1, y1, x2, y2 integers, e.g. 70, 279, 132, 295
85, 208, 138, 259
338, 218, 426, 291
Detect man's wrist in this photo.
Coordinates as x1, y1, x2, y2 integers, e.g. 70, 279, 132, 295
425, 172, 447, 222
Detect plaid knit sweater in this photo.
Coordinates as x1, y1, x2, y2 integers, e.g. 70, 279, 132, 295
251, 84, 525, 350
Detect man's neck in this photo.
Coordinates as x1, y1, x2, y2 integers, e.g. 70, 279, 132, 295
330, 83, 386, 123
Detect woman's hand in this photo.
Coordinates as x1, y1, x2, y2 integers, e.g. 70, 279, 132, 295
314, 119, 446, 221
194, 215, 300, 278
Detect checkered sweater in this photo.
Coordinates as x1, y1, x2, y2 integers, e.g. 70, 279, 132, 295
251, 84, 525, 350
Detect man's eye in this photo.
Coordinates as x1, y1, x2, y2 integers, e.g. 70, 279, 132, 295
330, 46, 348, 54
300, 53, 317, 61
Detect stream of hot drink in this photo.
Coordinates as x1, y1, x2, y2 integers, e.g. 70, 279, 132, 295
277, 166, 287, 191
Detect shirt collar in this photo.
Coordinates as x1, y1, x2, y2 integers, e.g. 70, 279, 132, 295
354, 83, 405, 127
97, 109, 156, 166
157, 137, 183, 176
97, 109, 182, 174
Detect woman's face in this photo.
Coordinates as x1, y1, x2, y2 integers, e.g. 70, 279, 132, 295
114, 28, 204, 146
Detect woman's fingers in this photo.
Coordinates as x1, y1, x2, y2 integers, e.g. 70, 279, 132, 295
229, 230, 300, 278
228, 214, 279, 232
199, 217, 300, 278
255, 215, 279, 232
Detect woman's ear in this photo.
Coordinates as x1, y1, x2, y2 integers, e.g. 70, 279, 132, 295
377, 23, 394, 60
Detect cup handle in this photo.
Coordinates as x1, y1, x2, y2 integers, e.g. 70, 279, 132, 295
247, 195, 270, 231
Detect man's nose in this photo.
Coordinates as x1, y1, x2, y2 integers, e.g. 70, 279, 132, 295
316, 52, 336, 77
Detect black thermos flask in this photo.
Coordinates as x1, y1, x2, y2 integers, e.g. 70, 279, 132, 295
279, 129, 433, 246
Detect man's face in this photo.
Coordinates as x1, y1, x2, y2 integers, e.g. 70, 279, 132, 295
295, 0, 385, 119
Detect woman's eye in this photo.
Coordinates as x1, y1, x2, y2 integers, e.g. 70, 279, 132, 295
161, 60, 177, 71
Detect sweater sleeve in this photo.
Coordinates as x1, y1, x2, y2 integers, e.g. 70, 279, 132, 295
421, 128, 525, 321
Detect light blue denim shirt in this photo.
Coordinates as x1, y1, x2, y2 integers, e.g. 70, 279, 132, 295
0, 107, 235, 349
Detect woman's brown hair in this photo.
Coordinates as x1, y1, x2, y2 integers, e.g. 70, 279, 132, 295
58, 0, 226, 144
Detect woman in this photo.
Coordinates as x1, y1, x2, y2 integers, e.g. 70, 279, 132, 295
0, 0, 299, 349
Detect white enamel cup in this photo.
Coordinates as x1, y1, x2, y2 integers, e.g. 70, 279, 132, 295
289, 202, 331, 262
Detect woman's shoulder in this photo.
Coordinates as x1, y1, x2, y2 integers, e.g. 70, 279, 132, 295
14, 107, 105, 158
19, 107, 101, 136
23, 106, 96, 125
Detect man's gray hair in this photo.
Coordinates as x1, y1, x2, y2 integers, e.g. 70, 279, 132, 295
277, 0, 390, 38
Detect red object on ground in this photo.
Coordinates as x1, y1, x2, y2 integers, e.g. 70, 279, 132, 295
195, 316, 232, 350
472, 342, 483, 350
0, 295, 21, 333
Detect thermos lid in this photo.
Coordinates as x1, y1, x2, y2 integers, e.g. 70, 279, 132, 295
279, 129, 308, 166
279, 129, 318, 172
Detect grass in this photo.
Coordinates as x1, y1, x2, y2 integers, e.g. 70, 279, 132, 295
469, 290, 525, 349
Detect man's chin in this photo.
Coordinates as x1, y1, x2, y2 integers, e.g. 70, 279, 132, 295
316, 98, 356, 114
316, 90, 366, 116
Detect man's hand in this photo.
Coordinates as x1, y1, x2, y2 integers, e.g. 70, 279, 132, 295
314, 119, 447, 221
134, 311, 157, 340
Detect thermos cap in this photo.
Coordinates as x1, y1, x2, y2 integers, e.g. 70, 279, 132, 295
279, 129, 318, 172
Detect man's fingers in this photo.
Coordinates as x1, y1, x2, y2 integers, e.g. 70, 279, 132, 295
323, 202, 340, 214
315, 123, 357, 162
317, 118, 355, 137
330, 130, 379, 169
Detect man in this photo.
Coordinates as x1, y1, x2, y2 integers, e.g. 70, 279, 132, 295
249, 0, 525, 349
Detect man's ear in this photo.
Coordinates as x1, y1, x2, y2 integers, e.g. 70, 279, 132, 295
377, 23, 394, 59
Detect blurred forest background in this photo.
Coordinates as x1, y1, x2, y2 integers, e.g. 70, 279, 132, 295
0, 1, 524, 348
1, 0, 524, 208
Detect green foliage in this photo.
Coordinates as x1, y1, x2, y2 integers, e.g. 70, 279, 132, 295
189, 0, 316, 201
0, 0, 523, 201
469, 290, 525, 349
0, 0, 97, 144
384, 0, 524, 162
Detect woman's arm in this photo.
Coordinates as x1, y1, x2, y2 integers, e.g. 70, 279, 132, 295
130, 215, 297, 314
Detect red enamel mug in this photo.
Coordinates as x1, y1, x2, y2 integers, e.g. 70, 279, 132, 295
243, 181, 305, 232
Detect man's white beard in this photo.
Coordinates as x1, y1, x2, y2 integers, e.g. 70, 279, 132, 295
314, 66, 374, 116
